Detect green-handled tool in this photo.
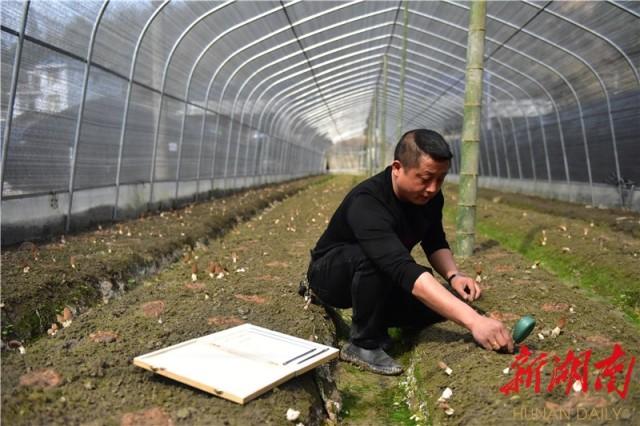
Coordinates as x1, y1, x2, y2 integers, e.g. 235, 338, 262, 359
512, 314, 536, 344
446, 285, 536, 350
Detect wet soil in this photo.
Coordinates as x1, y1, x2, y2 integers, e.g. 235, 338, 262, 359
2, 174, 639, 425
2, 176, 339, 425
1, 176, 327, 342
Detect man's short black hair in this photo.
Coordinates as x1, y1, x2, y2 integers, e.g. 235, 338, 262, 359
394, 129, 453, 168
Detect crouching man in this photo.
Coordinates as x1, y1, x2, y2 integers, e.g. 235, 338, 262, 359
307, 129, 514, 375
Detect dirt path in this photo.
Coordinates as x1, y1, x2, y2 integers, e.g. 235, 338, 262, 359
2, 174, 639, 425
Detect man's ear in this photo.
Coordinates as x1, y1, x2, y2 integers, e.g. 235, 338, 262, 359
391, 160, 403, 175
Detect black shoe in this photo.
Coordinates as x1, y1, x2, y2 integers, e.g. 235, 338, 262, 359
340, 343, 403, 376
379, 334, 393, 352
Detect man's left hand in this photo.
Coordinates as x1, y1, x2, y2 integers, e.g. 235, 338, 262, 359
451, 274, 481, 301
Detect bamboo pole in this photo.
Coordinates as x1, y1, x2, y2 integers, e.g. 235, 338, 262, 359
456, 0, 486, 257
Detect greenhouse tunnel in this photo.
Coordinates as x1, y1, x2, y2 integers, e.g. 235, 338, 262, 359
1, 0, 639, 245
2, 2, 640, 425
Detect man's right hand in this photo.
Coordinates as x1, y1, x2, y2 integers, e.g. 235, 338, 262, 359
470, 316, 515, 353
411, 272, 515, 354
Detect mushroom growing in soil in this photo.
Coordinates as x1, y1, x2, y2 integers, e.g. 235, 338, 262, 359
191, 262, 198, 282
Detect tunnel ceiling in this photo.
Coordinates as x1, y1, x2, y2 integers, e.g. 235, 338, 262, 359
3, 1, 638, 142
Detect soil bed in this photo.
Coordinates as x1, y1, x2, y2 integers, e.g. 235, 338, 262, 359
1, 176, 327, 342
2, 176, 341, 425
2, 174, 639, 425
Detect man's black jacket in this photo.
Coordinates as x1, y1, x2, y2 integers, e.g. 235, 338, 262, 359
311, 166, 450, 293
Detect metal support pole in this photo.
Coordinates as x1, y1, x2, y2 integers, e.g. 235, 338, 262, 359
456, 0, 486, 257
66, 1, 109, 232
380, 55, 388, 170
496, 117, 510, 179
113, 1, 170, 220
1, 0, 30, 199
480, 126, 493, 177
370, 90, 377, 175
172, 1, 234, 203
366, 108, 372, 175
397, 0, 409, 141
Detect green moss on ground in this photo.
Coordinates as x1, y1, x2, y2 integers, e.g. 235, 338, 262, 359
442, 184, 640, 326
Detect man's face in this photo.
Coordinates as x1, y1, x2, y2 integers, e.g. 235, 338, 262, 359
392, 154, 449, 205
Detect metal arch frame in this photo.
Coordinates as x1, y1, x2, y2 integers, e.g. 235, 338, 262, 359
180, 0, 359, 192
250, 14, 572, 184
276, 72, 384, 156
208, 0, 368, 182
1, 0, 30, 199
65, 0, 110, 232
607, 0, 640, 18
303, 87, 452, 140
230, 5, 395, 138
248, 62, 384, 175
301, 91, 449, 140
266, 42, 416, 142
283, 74, 388, 133
250, 56, 383, 133
405, 6, 575, 183
250, 50, 388, 167
447, 0, 625, 204
294, 80, 455, 143
405, 6, 582, 183
231, 16, 399, 176
181, 1, 294, 192
409, 5, 586, 182
268, 57, 390, 138
284, 69, 463, 137
113, 0, 171, 219
147, 0, 235, 206
219, 3, 395, 168
191, 1, 299, 187
253, 47, 390, 172
251, 47, 389, 138
220, 34, 391, 180
250, 48, 384, 134
388, 7, 570, 182
167, 0, 237, 202
302, 83, 460, 146
301, 41, 534, 180
523, 0, 639, 87
4, 1, 634, 208
272, 40, 533, 180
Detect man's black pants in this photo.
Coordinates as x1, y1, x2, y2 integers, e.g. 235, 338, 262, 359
307, 244, 445, 349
